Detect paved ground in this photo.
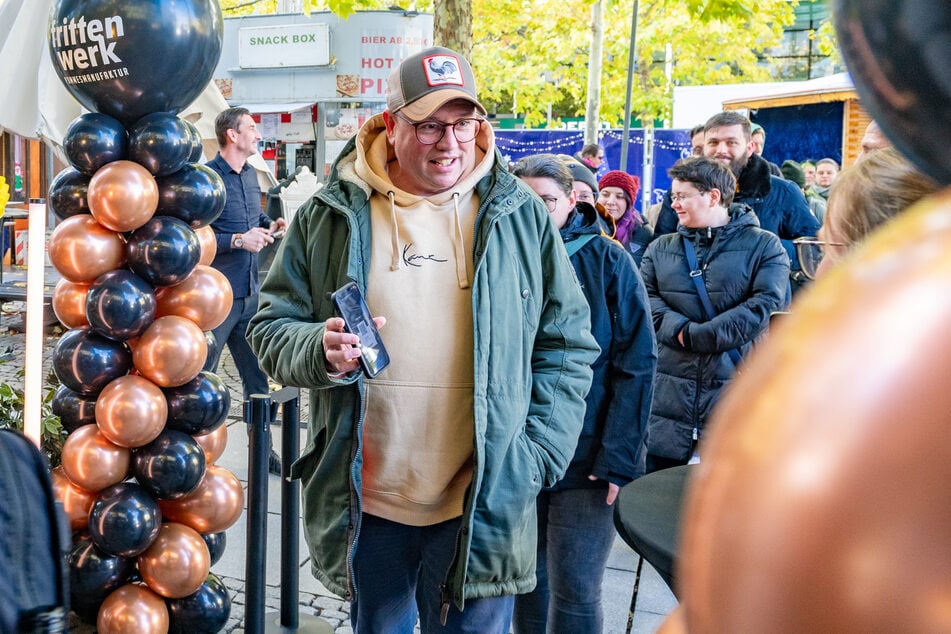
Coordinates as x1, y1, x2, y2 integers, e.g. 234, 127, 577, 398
0, 302, 676, 634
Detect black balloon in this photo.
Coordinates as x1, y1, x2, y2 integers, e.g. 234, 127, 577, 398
86, 269, 157, 341
166, 573, 231, 634
132, 429, 206, 500
71, 597, 104, 625
129, 112, 195, 177
69, 533, 135, 608
183, 119, 205, 163
47, 0, 224, 126
51, 384, 98, 433
126, 216, 201, 287
52, 327, 133, 396
156, 164, 226, 228
48, 168, 91, 220
88, 482, 162, 557
200, 531, 226, 566
163, 371, 231, 436
834, 0, 951, 185
63, 113, 128, 175
202, 330, 220, 372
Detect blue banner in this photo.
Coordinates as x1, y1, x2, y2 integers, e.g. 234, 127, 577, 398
495, 128, 691, 212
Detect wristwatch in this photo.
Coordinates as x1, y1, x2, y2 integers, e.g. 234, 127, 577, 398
232, 234, 244, 249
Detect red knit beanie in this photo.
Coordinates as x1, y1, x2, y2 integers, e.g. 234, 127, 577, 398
598, 170, 640, 206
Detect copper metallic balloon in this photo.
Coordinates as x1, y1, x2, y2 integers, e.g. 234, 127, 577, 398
51, 466, 96, 531
138, 522, 210, 598
95, 375, 169, 448
675, 189, 951, 633
61, 424, 130, 492
133, 315, 208, 388
47, 214, 126, 283
52, 278, 90, 329
193, 423, 228, 465
158, 465, 244, 534
87, 160, 159, 233
97, 584, 169, 634
154, 265, 233, 331
194, 223, 217, 266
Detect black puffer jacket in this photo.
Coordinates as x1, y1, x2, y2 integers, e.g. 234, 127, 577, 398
554, 202, 657, 488
640, 204, 789, 461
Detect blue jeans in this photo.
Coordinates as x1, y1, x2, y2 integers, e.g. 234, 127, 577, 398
352, 514, 515, 634
512, 487, 617, 634
208, 294, 270, 400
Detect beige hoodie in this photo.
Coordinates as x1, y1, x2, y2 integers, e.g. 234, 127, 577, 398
351, 113, 495, 526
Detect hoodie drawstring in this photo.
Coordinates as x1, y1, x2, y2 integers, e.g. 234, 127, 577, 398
451, 193, 470, 289
388, 190, 402, 271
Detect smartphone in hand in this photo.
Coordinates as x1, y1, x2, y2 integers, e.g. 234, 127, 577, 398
331, 281, 390, 378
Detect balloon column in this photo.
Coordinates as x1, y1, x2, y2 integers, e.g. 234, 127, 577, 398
45, 1, 237, 630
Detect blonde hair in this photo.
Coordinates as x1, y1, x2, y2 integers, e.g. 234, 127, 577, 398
826, 147, 939, 246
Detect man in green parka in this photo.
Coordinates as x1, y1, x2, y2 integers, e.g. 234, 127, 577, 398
247, 46, 598, 633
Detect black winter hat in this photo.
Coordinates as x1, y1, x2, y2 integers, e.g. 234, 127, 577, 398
563, 159, 599, 193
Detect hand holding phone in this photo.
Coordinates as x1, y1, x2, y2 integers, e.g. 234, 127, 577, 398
330, 282, 390, 377
271, 228, 286, 239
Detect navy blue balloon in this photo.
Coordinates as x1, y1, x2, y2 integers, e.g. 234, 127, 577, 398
129, 112, 194, 177
126, 216, 201, 287
63, 113, 128, 175
52, 327, 133, 396
48, 0, 224, 126
200, 531, 226, 566
88, 482, 162, 557
163, 371, 231, 436
132, 429, 206, 500
85, 269, 156, 341
68, 533, 135, 609
182, 119, 205, 163
202, 330, 220, 372
48, 168, 91, 220
167, 573, 231, 633
156, 164, 226, 228
51, 385, 98, 433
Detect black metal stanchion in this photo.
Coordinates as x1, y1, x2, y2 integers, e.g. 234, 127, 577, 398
262, 387, 333, 634
245, 394, 271, 634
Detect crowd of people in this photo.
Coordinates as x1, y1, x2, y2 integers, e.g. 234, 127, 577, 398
212, 44, 936, 633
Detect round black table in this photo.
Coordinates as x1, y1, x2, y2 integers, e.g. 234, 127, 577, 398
613, 464, 694, 594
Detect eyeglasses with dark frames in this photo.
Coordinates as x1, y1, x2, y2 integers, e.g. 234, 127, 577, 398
395, 111, 483, 145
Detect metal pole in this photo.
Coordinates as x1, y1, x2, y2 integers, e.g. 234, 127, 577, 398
277, 388, 301, 628
264, 386, 333, 634
245, 395, 271, 634
619, 1, 639, 172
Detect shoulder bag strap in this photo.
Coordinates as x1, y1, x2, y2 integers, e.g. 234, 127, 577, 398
564, 233, 598, 258
682, 236, 743, 366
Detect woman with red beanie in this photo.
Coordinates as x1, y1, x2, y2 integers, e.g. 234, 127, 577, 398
598, 170, 653, 266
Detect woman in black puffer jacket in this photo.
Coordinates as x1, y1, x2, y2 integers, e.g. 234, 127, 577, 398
640, 157, 789, 472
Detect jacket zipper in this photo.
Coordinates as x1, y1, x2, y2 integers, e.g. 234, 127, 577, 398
440, 182, 519, 622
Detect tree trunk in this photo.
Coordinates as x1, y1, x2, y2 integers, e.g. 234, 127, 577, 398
584, 0, 604, 145
433, 0, 472, 57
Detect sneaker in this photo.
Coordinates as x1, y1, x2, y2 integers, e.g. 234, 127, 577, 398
268, 448, 282, 476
